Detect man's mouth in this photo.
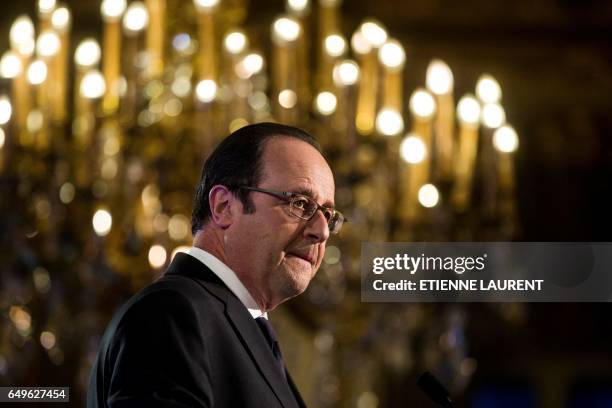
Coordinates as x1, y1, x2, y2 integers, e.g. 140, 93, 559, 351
286, 252, 315, 265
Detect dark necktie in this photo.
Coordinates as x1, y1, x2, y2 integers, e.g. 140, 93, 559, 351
255, 317, 287, 380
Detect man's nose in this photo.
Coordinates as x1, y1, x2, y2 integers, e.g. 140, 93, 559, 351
303, 209, 330, 243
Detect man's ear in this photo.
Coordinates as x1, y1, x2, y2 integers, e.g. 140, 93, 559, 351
208, 185, 236, 229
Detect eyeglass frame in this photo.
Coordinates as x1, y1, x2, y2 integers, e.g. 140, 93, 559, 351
239, 186, 347, 234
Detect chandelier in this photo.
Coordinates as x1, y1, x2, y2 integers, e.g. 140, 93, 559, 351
0, 0, 520, 405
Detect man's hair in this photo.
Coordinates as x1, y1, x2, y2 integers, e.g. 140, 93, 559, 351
191, 122, 321, 235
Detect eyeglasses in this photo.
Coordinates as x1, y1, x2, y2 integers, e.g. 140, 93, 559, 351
240, 186, 346, 234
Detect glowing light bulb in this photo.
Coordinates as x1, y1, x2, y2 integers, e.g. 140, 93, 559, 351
224, 30, 248, 54
426, 59, 453, 95
324, 34, 346, 57
80, 70, 106, 99
10, 16, 35, 54
409, 88, 436, 119
36, 31, 61, 58
0, 96, 12, 125
493, 125, 519, 153
360, 20, 387, 47
123, 1, 148, 33
195, 79, 217, 103
148, 244, 167, 268
0, 51, 22, 78
273, 17, 301, 43
399, 134, 426, 164
75, 39, 101, 67
476, 74, 501, 103
315, 91, 337, 115
351, 30, 372, 55
51, 6, 71, 31
28, 60, 48, 85
378, 39, 405, 69
92, 208, 112, 236
278, 89, 297, 109
333, 60, 359, 87
481, 103, 506, 128
457, 95, 481, 125
38, 0, 57, 15
40, 331, 56, 350
287, 0, 309, 14
101, 0, 127, 21
236, 53, 264, 79
418, 184, 439, 208
193, 0, 219, 11
168, 214, 190, 241
375, 108, 404, 136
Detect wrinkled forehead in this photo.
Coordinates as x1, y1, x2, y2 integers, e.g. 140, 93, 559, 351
260, 137, 335, 205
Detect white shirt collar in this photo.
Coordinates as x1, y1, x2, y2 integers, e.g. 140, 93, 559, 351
187, 247, 267, 319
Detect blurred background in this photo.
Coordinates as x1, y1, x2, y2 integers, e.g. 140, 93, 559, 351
1, 0, 612, 407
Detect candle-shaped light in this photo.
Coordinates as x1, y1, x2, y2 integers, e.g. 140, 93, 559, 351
418, 183, 440, 208
9, 16, 35, 135
33, 30, 59, 149
314, 91, 337, 115
80, 70, 107, 100
73, 39, 101, 149
317, 0, 340, 90
75, 39, 102, 69
0, 49, 22, 147
123, 1, 149, 33
195, 79, 217, 104
452, 94, 481, 211
426, 59, 455, 180
332, 59, 359, 88
92, 207, 112, 236
122, 1, 149, 115
50, 6, 71, 123
101, 0, 126, 114
324, 34, 346, 59
376, 39, 405, 136
408, 88, 436, 159
354, 19, 387, 135
1, 51, 23, 80
38, 0, 57, 32
27, 60, 48, 86
476, 74, 502, 103
145, 0, 166, 79
398, 133, 428, 221
272, 15, 301, 123
0, 96, 12, 126
479, 99, 505, 217
286, 0, 309, 112
481, 102, 506, 129
224, 29, 249, 121
224, 30, 248, 55
403, 89, 436, 220
333, 59, 359, 148
493, 124, 518, 193
287, 0, 310, 15
235, 52, 264, 80
194, 0, 219, 83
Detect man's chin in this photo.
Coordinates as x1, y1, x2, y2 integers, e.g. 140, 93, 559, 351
275, 271, 311, 299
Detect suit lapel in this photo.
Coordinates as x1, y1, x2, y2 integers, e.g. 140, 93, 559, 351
286, 371, 307, 408
165, 253, 299, 408
225, 296, 299, 408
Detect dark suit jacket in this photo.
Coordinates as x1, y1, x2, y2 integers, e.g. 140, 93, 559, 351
87, 253, 307, 408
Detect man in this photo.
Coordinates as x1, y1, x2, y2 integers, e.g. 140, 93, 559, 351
87, 123, 346, 407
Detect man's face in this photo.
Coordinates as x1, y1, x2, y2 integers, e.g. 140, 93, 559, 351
225, 136, 335, 310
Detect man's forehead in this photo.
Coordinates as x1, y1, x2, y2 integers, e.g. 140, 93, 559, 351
260, 137, 335, 201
